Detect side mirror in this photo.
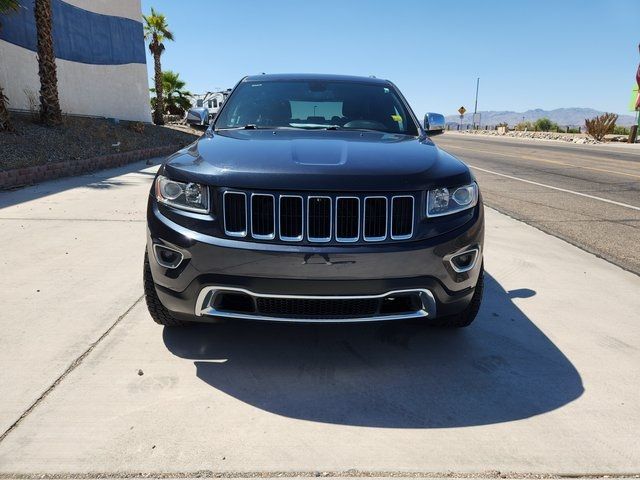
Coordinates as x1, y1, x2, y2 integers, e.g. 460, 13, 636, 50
424, 112, 445, 136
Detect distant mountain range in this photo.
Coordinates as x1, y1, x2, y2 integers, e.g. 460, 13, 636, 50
444, 108, 637, 127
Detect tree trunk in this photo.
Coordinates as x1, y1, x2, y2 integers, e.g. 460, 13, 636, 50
34, 0, 62, 125
153, 52, 164, 125
0, 83, 16, 133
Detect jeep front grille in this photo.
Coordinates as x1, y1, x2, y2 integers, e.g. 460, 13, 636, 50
223, 190, 416, 243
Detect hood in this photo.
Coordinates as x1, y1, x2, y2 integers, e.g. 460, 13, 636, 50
163, 129, 471, 191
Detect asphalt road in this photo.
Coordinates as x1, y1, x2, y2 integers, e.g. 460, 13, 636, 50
433, 133, 640, 275
1, 160, 640, 477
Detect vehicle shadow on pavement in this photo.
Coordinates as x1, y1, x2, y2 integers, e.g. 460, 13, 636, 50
163, 273, 583, 428
0, 160, 158, 209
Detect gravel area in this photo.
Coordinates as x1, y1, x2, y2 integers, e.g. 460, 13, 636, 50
0, 114, 201, 171
454, 129, 602, 144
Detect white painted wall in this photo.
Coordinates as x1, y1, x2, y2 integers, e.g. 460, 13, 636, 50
62, 0, 142, 21
0, 0, 151, 123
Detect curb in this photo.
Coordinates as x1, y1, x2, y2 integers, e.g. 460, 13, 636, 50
0, 144, 181, 190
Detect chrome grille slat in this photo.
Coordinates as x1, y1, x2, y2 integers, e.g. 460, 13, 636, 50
251, 193, 275, 240
279, 195, 303, 241
391, 195, 414, 240
363, 196, 388, 241
335, 196, 360, 242
223, 191, 247, 237
307, 196, 332, 242
223, 191, 414, 243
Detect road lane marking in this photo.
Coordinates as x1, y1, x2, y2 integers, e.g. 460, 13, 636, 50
470, 165, 640, 211
441, 134, 640, 160
444, 144, 640, 179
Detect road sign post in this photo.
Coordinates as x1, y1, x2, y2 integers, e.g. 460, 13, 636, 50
458, 106, 466, 130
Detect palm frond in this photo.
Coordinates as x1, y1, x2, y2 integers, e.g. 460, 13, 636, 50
151, 70, 192, 115
142, 7, 174, 44
0, 0, 20, 13
0, 0, 20, 29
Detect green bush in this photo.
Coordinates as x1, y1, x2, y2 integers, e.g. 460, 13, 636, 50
516, 118, 561, 132
534, 117, 559, 132
613, 125, 630, 135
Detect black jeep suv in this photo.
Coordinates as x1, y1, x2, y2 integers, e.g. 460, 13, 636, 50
144, 74, 484, 327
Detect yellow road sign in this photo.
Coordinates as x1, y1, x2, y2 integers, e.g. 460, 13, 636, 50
458, 106, 467, 115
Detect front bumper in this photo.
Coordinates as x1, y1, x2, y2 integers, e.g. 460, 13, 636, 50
147, 200, 484, 323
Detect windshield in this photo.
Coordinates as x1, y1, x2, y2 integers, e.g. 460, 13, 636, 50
215, 80, 419, 135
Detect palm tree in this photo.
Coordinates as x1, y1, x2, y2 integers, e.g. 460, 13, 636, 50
0, 0, 20, 132
150, 70, 192, 116
143, 8, 174, 125
34, 0, 62, 125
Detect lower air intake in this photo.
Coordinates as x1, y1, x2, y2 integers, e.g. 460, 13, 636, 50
256, 297, 380, 319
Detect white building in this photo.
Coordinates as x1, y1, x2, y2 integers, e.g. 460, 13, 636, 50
0, 0, 151, 122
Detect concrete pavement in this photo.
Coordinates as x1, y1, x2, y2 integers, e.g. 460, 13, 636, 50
1, 159, 640, 476
0, 162, 152, 436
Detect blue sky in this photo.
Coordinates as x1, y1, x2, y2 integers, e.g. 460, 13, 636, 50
141, 0, 639, 117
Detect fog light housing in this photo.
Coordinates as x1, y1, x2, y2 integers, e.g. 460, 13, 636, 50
449, 248, 479, 273
153, 244, 184, 269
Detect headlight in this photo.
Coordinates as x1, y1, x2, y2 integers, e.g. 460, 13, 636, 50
155, 175, 209, 213
427, 182, 478, 217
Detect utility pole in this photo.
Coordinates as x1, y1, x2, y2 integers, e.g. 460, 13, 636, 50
473, 77, 480, 129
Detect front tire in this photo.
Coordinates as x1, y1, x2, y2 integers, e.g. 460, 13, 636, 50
143, 251, 189, 327
433, 265, 484, 328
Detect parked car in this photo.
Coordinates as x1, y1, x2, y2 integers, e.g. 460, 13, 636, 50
145, 74, 484, 327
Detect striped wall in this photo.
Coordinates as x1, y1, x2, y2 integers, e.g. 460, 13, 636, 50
0, 0, 151, 122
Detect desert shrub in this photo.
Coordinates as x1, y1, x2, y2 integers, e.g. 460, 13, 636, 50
613, 125, 630, 135
129, 121, 145, 134
534, 117, 559, 132
515, 121, 534, 131
585, 113, 618, 141
23, 88, 39, 121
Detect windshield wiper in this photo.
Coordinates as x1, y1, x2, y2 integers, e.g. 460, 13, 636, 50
215, 124, 274, 131
289, 123, 343, 130
217, 124, 307, 131
295, 123, 402, 135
